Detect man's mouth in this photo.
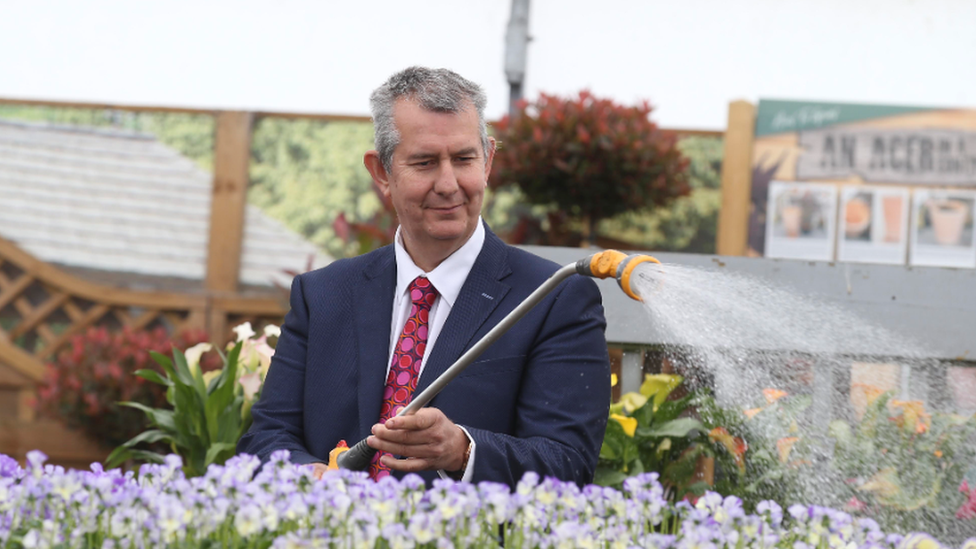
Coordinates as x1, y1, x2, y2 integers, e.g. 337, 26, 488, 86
428, 204, 463, 213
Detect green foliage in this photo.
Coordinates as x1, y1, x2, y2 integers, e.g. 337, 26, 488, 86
36, 327, 216, 449
490, 91, 691, 242
596, 374, 730, 502
107, 325, 277, 477
597, 136, 723, 253
248, 118, 381, 258
829, 390, 976, 535
0, 105, 214, 170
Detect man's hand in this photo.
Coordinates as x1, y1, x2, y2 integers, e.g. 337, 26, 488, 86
310, 462, 329, 480
367, 407, 470, 473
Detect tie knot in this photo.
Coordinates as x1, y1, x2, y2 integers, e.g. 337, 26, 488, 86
409, 276, 438, 309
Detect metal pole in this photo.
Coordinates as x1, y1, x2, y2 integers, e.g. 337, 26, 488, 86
504, 0, 531, 117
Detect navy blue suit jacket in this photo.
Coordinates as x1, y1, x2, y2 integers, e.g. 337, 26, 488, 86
237, 227, 611, 488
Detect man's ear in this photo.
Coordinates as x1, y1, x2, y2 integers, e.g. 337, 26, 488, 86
364, 150, 391, 198
483, 137, 497, 182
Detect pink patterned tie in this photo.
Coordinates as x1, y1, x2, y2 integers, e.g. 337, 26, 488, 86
370, 276, 439, 480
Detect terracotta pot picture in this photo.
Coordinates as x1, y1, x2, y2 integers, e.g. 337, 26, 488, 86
844, 196, 871, 240
926, 199, 968, 246
881, 195, 903, 243
781, 205, 802, 238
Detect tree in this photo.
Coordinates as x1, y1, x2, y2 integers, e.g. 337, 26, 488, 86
490, 91, 690, 245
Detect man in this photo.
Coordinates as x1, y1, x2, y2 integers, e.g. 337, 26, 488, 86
237, 66, 610, 488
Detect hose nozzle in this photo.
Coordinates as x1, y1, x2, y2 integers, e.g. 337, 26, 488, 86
576, 250, 660, 301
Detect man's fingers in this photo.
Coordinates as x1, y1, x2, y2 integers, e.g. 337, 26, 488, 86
368, 435, 438, 459
385, 408, 439, 430
381, 455, 434, 473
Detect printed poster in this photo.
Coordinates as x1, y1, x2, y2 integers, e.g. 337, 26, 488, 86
747, 99, 976, 265
837, 186, 910, 265
765, 181, 837, 261
909, 189, 976, 268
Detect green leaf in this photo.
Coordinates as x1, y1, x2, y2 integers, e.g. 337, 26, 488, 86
128, 450, 167, 465
150, 351, 177, 379
593, 467, 628, 487
134, 369, 172, 387
105, 430, 171, 468
172, 347, 203, 395
640, 417, 704, 438
204, 442, 238, 467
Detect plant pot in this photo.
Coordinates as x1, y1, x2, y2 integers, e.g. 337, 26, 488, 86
927, 199, 967, 246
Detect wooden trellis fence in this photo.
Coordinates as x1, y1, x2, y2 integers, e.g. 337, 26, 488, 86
0, 234, 286, 468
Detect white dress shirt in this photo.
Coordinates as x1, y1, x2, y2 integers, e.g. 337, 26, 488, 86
388, 219, 485, 481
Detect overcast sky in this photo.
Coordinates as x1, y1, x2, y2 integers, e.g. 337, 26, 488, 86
1, 0, 974, 129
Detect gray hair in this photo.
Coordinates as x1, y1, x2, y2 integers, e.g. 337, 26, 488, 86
370, 66, 491, 172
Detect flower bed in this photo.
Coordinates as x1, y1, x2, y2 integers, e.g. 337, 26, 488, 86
2, 451, 974, 549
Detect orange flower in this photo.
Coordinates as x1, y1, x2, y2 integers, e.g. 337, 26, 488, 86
776, 437, 800, 463
743, 408, 764, 419
852, 383, 886, 406
763, 388, 788, 404
890, 400, 931, 434
709, 427, 748, 474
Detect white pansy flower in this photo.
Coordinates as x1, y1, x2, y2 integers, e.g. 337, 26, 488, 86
264, 324, 281, 338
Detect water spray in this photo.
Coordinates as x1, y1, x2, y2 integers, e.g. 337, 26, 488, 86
334, 250, 661, 472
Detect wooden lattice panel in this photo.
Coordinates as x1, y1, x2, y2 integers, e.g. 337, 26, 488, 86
0, 235, 285, 380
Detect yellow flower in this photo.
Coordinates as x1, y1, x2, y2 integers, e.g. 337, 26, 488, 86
617, 392, 649, 414
776, 437, 799, 463
611, 414, 637, 437
610, 373, 618, 387
858, 467, 901, 500
202, 369, 221, 388
640, 374, 682, 410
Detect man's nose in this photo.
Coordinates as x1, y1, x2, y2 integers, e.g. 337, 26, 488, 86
432, 162, 460, 195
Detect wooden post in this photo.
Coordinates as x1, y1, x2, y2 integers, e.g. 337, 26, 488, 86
206, 111, 253, 340
716, 101, 756, 256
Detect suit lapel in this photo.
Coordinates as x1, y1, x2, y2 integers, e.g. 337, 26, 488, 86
355, 247, 396, 439
416, 228, 512, 396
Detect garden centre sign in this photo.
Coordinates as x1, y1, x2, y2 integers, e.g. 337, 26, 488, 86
746, 99, 976, 268
797, 127, 976, 184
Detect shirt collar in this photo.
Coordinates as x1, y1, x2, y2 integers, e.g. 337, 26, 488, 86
394, 219, 485, 308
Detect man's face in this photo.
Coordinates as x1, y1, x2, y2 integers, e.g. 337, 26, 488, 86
367, 98, 494, 266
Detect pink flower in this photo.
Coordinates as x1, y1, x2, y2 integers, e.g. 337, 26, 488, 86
957, 480, 976, 520
844, 496, 867, 513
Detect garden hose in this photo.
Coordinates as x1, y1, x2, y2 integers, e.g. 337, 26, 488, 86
335, 250, 661, 472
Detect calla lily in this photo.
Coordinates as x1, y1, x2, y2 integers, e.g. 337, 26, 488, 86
618, 392, 648, 414
239, 371, 262, 402
639, 374, 682, 410
611, 414, 637, 437
202, 369, 221, 388
263, 324, 281, 338
233, 322, 256, 343
185, 343, 213, 379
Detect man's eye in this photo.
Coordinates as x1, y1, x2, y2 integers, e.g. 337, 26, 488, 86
414, 161, 432, 167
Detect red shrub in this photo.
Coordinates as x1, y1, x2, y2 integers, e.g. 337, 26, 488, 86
36, 327, 219, 448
